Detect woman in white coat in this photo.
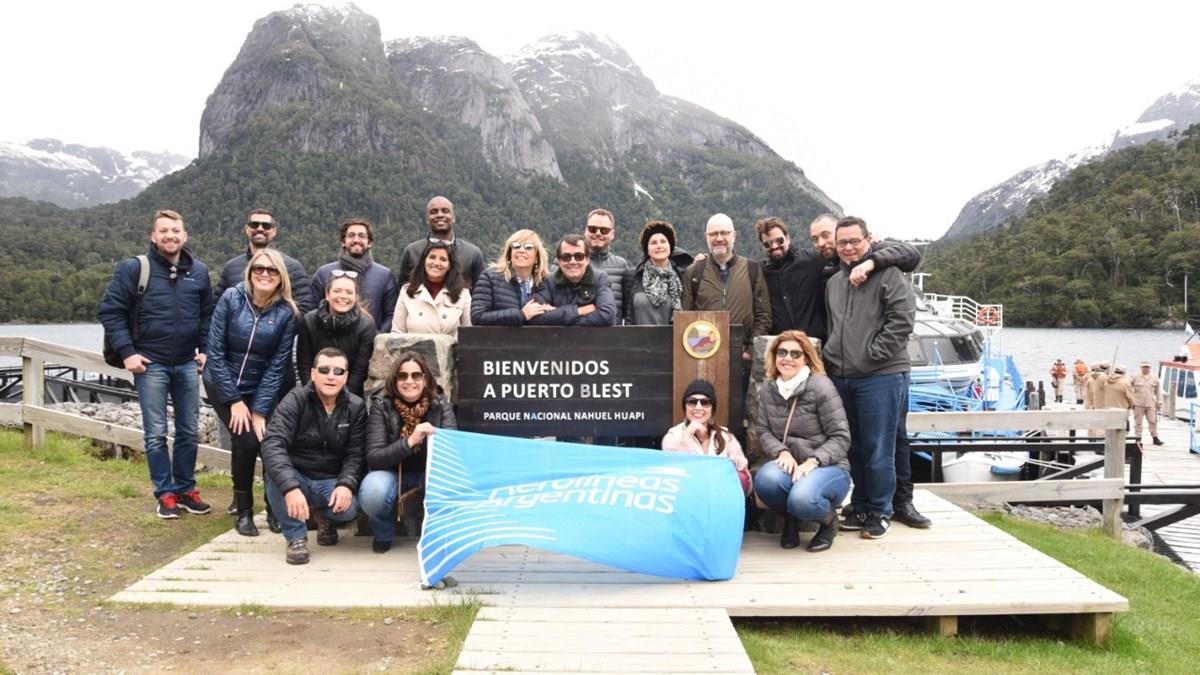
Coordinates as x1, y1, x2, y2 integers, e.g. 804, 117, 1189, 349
392, 241, 472, 336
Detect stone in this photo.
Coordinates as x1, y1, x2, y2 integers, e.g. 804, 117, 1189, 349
368, 333, 459, 402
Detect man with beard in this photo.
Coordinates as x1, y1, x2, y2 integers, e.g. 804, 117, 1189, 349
311, 218, 398, 332
683, 213, 771, 363
582, 208, 630, 323
99, 209, 214, 519
216, 208, 315, 313
397, 196, 486, 289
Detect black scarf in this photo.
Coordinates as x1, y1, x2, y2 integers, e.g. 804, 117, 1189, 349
338, 248, 374, 276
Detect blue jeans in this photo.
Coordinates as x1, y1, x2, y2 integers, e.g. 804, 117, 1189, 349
832, 372, 910, 517
359, 469, 424, 542
134, 361, 200, 498
264, 473, 360, 542
754, 462, 850, 521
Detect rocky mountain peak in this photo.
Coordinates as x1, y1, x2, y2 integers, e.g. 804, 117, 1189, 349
508, 32, 658, 110
0, 138, 189, 208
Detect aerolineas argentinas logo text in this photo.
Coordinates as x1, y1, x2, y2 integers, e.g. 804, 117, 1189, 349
485, 468, 686, 515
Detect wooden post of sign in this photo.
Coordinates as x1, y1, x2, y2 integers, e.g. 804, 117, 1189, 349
672, 311, 732, 430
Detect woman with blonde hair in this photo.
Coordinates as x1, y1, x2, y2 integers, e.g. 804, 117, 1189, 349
753, 330, 851, 552
204, 248, 299, 537
470, 229, 554, 325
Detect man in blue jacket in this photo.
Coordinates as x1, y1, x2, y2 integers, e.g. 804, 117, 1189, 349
311, 218, 399, 332
99, 209, 215, 519
532, 234, 617, 326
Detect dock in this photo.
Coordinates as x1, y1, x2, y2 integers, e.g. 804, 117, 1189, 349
1129, 413, 1200, 571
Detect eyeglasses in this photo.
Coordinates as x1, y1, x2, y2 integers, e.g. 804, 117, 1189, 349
511, 242, 536, 251
558, 252, 588, 262
330, 270, 360, 279
250, 265, 280, 277
775, 348, 805, 360
685, 398, 713, 408
836, 238, 864, 248
586, 225, 613, 235
706, 230, 733, 238
315, 366, 347, 376
344, 232, 370, 240
760, 236, 786, 249
247, 221, 275, 231
395, 371, 426, 382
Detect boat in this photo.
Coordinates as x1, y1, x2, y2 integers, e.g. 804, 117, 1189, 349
1159, 341, 1199, 422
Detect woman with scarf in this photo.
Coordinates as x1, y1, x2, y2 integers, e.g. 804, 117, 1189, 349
203, 248, 299, 537
392, 241, 472, 337
753, 330, 851, 552
470, 229, 553, 325
360, 353, 457, 556
623, 220, 684, 326
661, 379, 751, 495
296, 272, 377, 397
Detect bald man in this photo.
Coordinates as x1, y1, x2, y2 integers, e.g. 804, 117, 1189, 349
397, 196, 486, 289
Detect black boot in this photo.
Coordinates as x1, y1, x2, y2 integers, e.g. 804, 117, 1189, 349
265, 495, 281, 533
807, 512, 839, 552
780, 517, 801, 549
234, 489, 259, 537
227, 496, 237, 515
1152, 437, 1164, 446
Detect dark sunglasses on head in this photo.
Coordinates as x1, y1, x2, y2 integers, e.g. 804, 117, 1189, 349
396, 371, 426, 382
511, 242, 536, 251
250, 265, 280, 276
685, 397, 713, 408
586, 225, 613, 235
775, 348, 805, 360
760, 236, 786, 249
316, 366, 347, 376
247, 221, 275, 230
330, 269, 360, 279
558, 252, 588, 262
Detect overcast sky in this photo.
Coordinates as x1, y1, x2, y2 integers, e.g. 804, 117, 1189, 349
3, 0, 1199, 239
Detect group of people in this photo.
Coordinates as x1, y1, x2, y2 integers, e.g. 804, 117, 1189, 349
1054, 358, 1164, 445
99, 197, 930, 565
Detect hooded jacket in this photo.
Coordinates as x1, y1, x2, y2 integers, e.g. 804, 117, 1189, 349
531, 266, 618, 326
754, 376, 851, 471
823, 262, 915, 378
202, 284, 297, 415
1099, 373, 1134, 410
99, 244, 213, 365
296, 301, 377, 397
260, 382, 366, 494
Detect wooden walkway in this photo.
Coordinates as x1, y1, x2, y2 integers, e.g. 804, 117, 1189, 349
1128, 414, 1200, 571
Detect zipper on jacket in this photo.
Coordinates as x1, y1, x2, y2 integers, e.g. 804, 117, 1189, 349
235, 290, 265, 388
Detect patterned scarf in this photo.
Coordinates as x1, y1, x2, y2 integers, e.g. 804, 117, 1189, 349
392, 395, 431, 440
642, 263, 681, 309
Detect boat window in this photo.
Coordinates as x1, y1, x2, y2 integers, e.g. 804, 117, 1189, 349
1162, 368, 1175, 395
1181, 371, 1197, 398
911, 336, 981, 365
906, 337, 928, 366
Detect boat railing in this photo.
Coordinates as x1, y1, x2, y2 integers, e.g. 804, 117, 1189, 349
923, 292, 1004, 330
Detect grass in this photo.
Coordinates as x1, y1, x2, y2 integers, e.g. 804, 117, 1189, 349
737, 514, 1200, 674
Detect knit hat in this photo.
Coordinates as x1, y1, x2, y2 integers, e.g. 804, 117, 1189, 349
640, 221, 677, 259
682, 379, 717, 411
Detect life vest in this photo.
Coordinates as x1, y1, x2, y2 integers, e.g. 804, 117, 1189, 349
1052, 363, 1067, 379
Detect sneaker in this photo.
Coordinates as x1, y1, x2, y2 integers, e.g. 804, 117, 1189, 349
177, 490, 212, 515
839, 507, 867, 531
316, 515, 339, 546
892, 502, 932, 529
286, 538, 310, 565
372, 539, 392, 554
156, 494, 182, 519
861, 512, 891, 539
420, 575, 459, 590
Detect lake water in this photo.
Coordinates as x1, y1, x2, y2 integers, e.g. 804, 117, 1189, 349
1, 323, 1189, 384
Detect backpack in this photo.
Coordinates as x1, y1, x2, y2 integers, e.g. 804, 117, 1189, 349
102, 255, 150, 368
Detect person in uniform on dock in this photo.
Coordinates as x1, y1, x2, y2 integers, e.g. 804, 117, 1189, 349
311, 218, 398, 332
396, 196, 486, 290
261, 347, 366, 565
1050, 358, 1067, 403
1131, 361, 1163, 445
1086, 361, 1110, 410
1101, 365, 1135, 430
1072, 359, 1089, 405
99, 209, 214, 520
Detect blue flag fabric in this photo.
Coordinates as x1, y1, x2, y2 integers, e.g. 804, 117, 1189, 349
418, 429, 745, 587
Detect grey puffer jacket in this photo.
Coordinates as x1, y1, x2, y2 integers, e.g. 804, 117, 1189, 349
590, 250, 630, 323
754, 375, 850, 471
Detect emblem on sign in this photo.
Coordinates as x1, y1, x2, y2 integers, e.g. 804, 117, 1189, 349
682, 320, 721, 359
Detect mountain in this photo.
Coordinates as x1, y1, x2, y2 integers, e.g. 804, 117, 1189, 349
0, 138, 189, 208
0, 2, 841, 323
945, 74, 1200, 240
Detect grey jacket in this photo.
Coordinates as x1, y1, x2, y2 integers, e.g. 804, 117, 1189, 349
754, 376, 850, 471
590, 249, 630, 323
823, 263, 915, 378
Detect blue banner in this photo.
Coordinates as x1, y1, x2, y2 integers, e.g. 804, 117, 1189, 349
418, 429, 745, 586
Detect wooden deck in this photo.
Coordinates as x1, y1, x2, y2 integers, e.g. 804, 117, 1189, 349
1128, 414, 1200, 571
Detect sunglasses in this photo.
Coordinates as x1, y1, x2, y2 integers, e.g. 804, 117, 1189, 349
558, 252, 588, 262
396, 371, 426, 382
586, 225, 613, 235
775, 348, 805, 360
760, 236, 786, 249
330, 270, 360, 279
685, 398, 713, 408
511, 242, 536, 251
247, 221, 275, 231
316, 366, 347, 376
250, 265, 280, 277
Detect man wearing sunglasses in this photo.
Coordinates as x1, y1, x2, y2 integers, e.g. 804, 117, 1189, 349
260, 347, 366, 565
583, 208, 630, 324
312, 218, 399, 332
396, 196, 486, 290
530, 234, 617, 326
215, 208, 315, 313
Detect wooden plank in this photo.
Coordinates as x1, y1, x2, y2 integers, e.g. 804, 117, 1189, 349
921, 479, 1124, 505
1103, 428, 1126, 539
456, 651, 753, 673
19, 336, 131, 381
1070, 612, 1114, 644
0, 402, 21, 425
22, 354, 45, 448
908, 409, 1127, 433
926, 615, 958, 636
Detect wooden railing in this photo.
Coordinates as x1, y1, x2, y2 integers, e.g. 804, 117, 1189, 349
1, 336, 1130, 538
0, 337, 230, 470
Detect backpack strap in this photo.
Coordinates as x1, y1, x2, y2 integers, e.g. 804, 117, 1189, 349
135, 255, 150, 295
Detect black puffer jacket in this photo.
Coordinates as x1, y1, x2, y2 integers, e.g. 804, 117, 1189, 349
471, 267, 545, 326
296, 302, 377, 397
216, 248, 315, 313
754, 375, 850, 471
260, 382, 367, 494
591, 250, 630, 323
365, 393, 457, 476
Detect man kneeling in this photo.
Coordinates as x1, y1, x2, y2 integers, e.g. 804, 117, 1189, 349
261, 347, 366, 564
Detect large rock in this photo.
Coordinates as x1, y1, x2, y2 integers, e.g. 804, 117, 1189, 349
47, 401, 221, 447
368, 333, 459, 401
